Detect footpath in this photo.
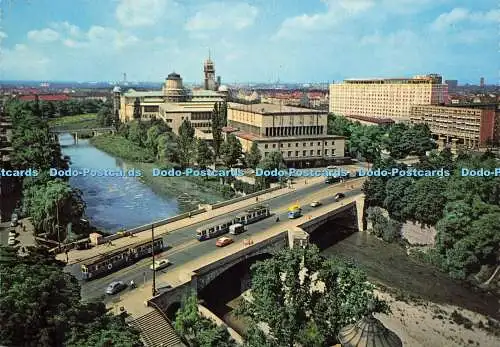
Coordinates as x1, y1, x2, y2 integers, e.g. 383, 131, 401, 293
59, 176, 329, 265
107, 185, 366, 318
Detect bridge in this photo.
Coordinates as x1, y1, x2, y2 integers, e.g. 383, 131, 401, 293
49, 127, 116, 143
99, 191, 364, 345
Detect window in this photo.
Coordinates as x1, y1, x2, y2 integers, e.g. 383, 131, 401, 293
288, 151, 292, 157
303, 143, 306, 147
295, 143, 299, 147
295, 151, 299, 156
310, 150, 313, 155
317, 150, 321, 155
264, 152, 269, 157
288, 143, 291, 147
318, 142, 321, 146
280, 143, 283, 148
303, 150, 306, 156
325, 149, 329, 155
272, 144, 276, 148
143, 105, 159, 113
265, 144, 268, 149
310, 142, 313, 146
332, 141, 335, 145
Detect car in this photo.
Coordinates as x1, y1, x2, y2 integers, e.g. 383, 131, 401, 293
310, 201, 322, 208
10, 220, 18, 227
8, 237, 16, 246
8, 231, 17, 238
105, 281, 126, 295
334, 193, 345, 201
150, 259, 171, 271
216, 237, 233, 247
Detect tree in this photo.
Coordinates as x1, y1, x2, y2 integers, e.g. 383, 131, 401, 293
145, 125, 164, 155
174, 293, 236, 347
348, 125, 384, 163
211, 102, 224, 160
97, 105, 113, 127
256, 151, 286, 188
22, 179, 86, 238
327, 114, 355, 137
177, 120, 195, 168
157, 133, 179, 163
404, 177, 447, 226
409, 123, 435, 156
133, 97, 141, 119
384, 123, 410, 159
383, 177, 414, 221
196, 139, 213, 169
220, 134, 242, 168
245, 142, 262, 168
239, 245, 389, 347
127, 121, 147, 147
0, 246, 142, 347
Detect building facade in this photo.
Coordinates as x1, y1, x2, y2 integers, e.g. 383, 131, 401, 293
329, 74, 448, 122
409, 104, 500, 148
227, 103, 346, 167
115, 68, 226, 139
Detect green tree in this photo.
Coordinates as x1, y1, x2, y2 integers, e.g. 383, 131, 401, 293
211, 102, 224, 160
348, 125, 384, 163
174, 293, 236, 347
245, 142, 262, 168
145, 125, 164, 155
157, 133, 179, 163
196, 139, 214, 169
384, 123, 410, 159
0, 246, 142, 347
133, 97, 141, 119
220, 134, 242, 168
127, 121, 147, 147
256, 151, 286, 188
409, 123, 435, 156
239, 245, 389, 347
22, 179, 86, 238
404, 177, 447, 226
327, 114, 356, 137
177, 120, 196, 167
383, 177, 414, 222
96, 105, 113, 127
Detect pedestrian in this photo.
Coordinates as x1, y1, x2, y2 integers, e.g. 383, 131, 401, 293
256, 197, 259, 202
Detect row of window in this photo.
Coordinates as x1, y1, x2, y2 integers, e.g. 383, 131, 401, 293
264, 149, 334, 158
264, 141, 335, 149
264, 125, 325, 137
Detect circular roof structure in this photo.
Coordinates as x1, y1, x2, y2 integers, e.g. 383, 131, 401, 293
338, 314, 402, 347
112, 86, 121, 93
167, 72, 181, 80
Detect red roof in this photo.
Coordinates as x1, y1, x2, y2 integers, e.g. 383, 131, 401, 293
222, 126, 239, 133
18, 94, 71, 102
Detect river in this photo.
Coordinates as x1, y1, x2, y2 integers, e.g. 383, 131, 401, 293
58, 134, 179, 233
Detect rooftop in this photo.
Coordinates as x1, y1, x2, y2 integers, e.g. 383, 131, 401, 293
228, 102, 327, 115
234, 130, 344, 142
345, 115, 395, 124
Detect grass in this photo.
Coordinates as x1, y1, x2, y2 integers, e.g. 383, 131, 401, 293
48, 113, 99, 130
90, 134, 155, 162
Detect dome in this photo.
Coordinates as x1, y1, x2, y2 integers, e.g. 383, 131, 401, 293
112, 86, 121, 93
338, 314, 402, 347
167, 72, 181, 80
218, 85, 228, 92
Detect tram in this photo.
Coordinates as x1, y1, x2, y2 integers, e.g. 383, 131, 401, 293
196, 205, 270, 241
80, 238, 164, 280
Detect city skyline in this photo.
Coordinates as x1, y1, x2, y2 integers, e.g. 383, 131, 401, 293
0, 0, 498, 83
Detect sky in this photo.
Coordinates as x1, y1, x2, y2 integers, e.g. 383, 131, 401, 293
0, 0, 498, 84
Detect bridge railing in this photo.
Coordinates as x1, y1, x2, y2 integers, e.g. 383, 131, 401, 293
210, 186, 282, 210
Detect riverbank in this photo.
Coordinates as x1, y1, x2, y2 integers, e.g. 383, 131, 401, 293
375, 287, 499, 347
48, 113, 99, 130
89, 134, 232, 211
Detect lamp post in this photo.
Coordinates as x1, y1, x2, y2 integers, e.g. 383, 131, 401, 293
151, 225, 157, 296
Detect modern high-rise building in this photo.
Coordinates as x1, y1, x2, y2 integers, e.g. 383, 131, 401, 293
480, 77, 485, 88
226, 103, 346, 167
329, 74, 448, 122
445, 80, 458, 93
410, 104, 499, 148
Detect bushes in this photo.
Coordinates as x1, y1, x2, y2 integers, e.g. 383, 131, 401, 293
233, 180, 259, 194
366, 206, 402, 243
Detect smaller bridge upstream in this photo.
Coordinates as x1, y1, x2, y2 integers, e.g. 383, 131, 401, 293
50, 127, 116, 144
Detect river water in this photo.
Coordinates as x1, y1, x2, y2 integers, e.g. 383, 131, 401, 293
58, 134, 179, 233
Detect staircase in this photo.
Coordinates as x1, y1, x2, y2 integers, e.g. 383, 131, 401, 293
130, 309, 186, 347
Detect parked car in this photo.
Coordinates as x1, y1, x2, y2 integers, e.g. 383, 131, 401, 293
8, 237, 16, 246
150, 259, 171, 271
310, 201, 322, 208
105, 281, 126, 295
334, 193, 345, 201
216, 237, 233, 247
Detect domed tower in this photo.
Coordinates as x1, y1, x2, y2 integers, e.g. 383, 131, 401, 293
163, 72, 186, 102
204, 52, 216, 91
338, 313, 402, 347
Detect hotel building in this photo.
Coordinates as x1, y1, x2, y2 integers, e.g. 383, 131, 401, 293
226, 103, 346, 167
114, 57, 227, 140
329, 74, 448, 122
410, 104, 500, 149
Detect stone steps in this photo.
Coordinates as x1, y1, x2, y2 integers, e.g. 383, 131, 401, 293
130, 309, 186, 347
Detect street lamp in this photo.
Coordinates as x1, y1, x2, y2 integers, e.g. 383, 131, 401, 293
151, 225, 157, 296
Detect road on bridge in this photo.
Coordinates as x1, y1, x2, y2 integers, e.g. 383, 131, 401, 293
77, 181, 364, 303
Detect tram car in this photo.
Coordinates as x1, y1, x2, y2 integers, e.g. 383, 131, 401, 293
196, 205, 271, 241
80, 238, 164, 280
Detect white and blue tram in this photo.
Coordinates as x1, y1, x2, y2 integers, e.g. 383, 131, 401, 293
80, 238, 164, 280
196, 205, 270, 241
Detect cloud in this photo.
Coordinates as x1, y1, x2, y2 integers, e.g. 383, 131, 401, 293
116, 0, 175, 27
27, 28, 60, 42
50, 21, 81, 37
0, 31, 7, 42
431, 8, 500, 30
0, 44, 50, 79
185, 2, 258, 31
